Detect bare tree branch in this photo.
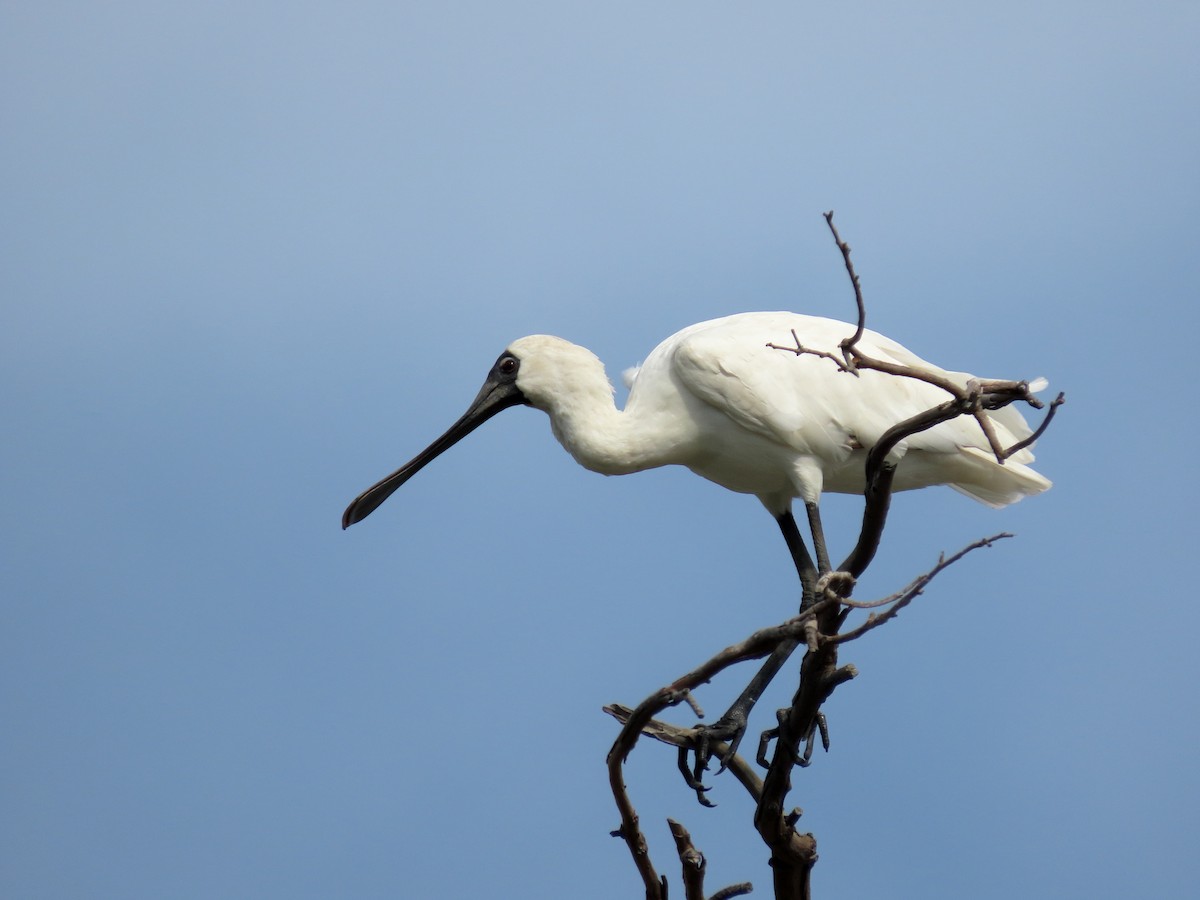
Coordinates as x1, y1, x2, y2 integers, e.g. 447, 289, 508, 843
606, 213, 1062, 900
603, 704, 764, 802
607, 606, 838, 897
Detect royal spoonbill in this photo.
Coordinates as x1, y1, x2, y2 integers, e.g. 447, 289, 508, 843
342, 312, 1050, 577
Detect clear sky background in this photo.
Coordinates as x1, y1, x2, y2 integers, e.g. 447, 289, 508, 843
3, 2, 1198, 898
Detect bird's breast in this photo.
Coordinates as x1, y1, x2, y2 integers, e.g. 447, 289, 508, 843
684, 429, 801, 497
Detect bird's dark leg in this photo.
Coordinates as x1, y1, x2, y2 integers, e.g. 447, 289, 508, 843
685, 512, 819, 790
804, 501, 831, 575
778, 509, 819, 591
688, 636, 801, 785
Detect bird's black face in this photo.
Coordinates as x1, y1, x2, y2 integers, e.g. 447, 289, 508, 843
493, 352, 520, 381
341, 349, 530, 528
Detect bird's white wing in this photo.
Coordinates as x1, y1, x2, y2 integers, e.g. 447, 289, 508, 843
672, 312, 1037, 461
671, 315, 864, 463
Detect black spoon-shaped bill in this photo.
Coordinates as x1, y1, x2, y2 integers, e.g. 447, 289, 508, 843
342, 353, 528, 529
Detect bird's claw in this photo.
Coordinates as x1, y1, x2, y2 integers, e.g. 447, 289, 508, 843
677, 747, 715, 807
756, 725, 778, 768
679, 712, 751, 803
757, 710, 831, 769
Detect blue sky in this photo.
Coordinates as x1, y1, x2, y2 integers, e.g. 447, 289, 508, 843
3, 2, 1198, 897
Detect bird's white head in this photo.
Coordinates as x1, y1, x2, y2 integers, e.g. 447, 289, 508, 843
505, 334, 614, 415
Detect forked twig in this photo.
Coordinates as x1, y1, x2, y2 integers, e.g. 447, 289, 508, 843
766, 329, 856, 374
769, 212, 1066, 472
829, 533, 1011, 645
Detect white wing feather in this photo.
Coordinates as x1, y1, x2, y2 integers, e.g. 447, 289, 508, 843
667, 312, 1048, 505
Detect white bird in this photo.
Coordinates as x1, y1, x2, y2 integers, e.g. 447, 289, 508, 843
343, 312, 1050, 576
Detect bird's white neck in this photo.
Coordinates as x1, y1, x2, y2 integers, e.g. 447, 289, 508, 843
510, 335, 678, 477
544, 390, 651, 476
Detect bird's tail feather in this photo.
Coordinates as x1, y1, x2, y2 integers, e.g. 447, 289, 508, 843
949, 446, 1052, 508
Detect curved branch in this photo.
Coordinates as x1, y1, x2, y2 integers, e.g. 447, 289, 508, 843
1002, 391, 1065, 458
603, 704, 764, 803
606, 606, 836, 898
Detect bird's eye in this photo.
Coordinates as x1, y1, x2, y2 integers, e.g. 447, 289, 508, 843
498, 356, 519, 377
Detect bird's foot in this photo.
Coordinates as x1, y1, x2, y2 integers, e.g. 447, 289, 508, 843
757, 709, 831, 769
678, 710, 752, 804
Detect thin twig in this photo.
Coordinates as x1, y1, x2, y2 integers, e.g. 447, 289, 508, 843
824, 210, 866, 354
830, 533, 1012, 645
1002, 391, 1065, 458
766, 329, 856, 375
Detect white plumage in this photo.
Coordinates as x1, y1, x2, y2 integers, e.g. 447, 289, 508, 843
343, 312, 1049, 540
513, 313, 1046, 511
